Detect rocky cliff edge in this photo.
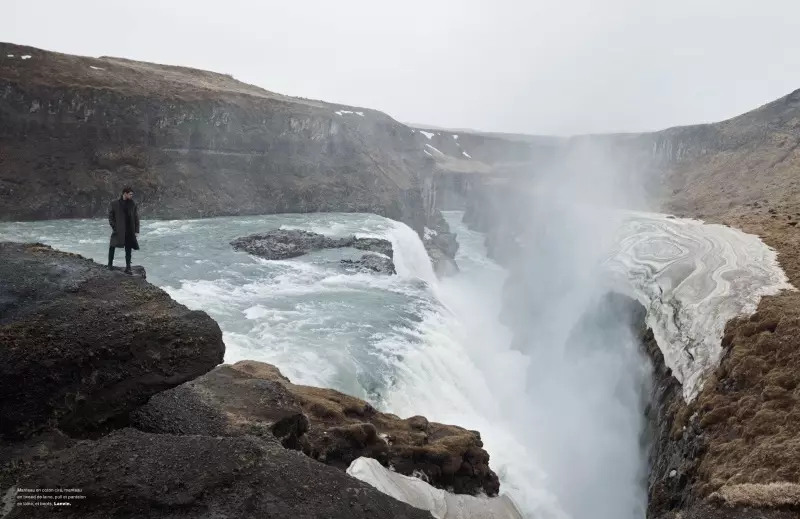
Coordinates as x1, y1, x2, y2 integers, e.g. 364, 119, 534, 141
0, 242, 502, 517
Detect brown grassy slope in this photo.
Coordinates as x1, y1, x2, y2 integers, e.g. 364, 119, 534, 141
687, 212, 800, 504
662, 88, 800, 218
666, 90, 800, 506
658, 90, 800, 506
0, 41, 367, 112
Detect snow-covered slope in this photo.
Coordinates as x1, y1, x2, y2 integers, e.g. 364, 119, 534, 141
347, 457, 525, 519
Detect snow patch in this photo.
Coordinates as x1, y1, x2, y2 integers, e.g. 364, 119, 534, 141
6, 54, 13, 58
424, 150, 434, 157
21, 55, 31, 60
347, 457, 524, 519
603, 211, 795, 402
419, 131, 435, 140
424, 227, 438, 240
462, 151, 472, 159
356, 111, 364, 116
425, 144, 445, 156
452, 134, 459, 140
335, 110, 354, 116
89, 66, 105, 71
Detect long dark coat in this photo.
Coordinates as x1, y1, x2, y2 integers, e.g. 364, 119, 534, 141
108, 198, 140, 249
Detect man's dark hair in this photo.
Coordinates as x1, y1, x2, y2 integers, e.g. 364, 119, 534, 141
122, 186, 133, 195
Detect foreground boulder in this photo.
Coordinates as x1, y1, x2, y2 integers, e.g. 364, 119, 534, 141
132, 360, 500, 496
4, 428, 433, 519
231, 229, 393, 260
0, 243, 225, 440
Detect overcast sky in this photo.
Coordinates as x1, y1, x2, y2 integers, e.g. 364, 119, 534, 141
4, 0, 800, 135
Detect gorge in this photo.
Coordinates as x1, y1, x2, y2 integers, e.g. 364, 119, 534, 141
2, 42, 800, 519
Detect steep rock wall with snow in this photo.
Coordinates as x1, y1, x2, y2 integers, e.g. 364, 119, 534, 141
0, 42, 435, 236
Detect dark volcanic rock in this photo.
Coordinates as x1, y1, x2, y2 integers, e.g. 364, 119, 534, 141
5, 428, 433, 519
231, 229, 344, 260
131, 364, 309, 450
341, 254, 396, 275
232, 229, 394, 266
131, 360, 500, 497
423, 212, 460, 276
0, 430, 76, 493
425, 245, 459, 277
644, 325, 705, 518
108, 265, 147, 278
351, 237, 394, 258
0, 242, 225, 440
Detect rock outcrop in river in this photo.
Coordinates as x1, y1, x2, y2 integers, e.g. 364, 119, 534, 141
231, 229, 393, 260
231, 229, 397, 275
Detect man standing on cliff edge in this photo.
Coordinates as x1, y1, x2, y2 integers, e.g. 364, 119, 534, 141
108, 186, 140, 274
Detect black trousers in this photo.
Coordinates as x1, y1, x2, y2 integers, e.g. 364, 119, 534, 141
108, 245, 133, 267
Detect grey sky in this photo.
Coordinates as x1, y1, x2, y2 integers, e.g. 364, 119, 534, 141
4, 0, 800, 135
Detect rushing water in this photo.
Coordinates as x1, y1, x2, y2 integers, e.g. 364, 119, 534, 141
0, 211, 568, 518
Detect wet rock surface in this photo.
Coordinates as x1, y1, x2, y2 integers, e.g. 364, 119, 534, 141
643, 324, 705, 518
0, 242, 225, 440
423, 212, 460, 277
231, 229, 393, 260
132, 360, 500, 497
341, 254, 396, 275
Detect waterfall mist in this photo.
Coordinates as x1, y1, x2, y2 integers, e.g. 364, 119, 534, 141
501, 141, 655, 519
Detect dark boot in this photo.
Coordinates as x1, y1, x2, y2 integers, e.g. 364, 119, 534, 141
125, 246, 133, 274
108, 246, 115, 269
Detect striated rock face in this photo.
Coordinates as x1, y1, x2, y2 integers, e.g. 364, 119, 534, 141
0, 242, 225, 440
643, 324, 703, 518
0, 42, 431, 237
423, 211, 460, 276
5, 428, 434, 519
131, 360, 500, 497
568, 87, 800, 219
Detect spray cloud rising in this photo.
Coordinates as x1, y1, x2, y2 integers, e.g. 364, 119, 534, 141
497, 140, 655, 518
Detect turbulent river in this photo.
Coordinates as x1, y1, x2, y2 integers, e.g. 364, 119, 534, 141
0, 211, 566, 517
2, 209, 790, 519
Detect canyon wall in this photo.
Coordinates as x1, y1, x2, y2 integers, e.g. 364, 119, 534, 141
0, 43, 438, 238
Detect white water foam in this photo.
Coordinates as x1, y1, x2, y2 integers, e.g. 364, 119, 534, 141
380, 221, 438, 285
379, 216, 570, 518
